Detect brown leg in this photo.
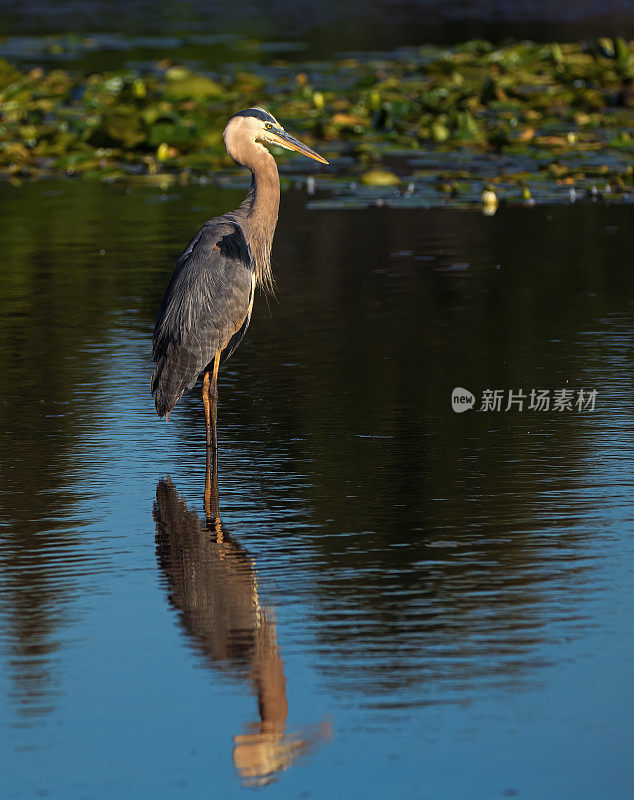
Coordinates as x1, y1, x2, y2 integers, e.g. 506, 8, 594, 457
211, 349, 220, 463
204, 351, 221, 522
202, 370, 211, 449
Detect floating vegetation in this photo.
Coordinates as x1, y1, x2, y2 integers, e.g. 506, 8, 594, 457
0, 38, 632, 207
360, 169, 401, 186
481, 187, 499, 215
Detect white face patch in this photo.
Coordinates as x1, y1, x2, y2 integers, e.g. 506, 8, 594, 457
225, 115, 282, 149
256, 123, 286, 148
224, 108, 290, 157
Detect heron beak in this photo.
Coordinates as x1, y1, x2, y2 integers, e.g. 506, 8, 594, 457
271, 128, 329, 164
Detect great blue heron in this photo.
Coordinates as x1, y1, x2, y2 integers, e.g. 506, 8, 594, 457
151, 108, 328, 482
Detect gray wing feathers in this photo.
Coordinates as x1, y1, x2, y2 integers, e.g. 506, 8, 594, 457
152, 218, 253, 417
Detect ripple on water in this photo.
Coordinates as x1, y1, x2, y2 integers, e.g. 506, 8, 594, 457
1, 182, 633, 797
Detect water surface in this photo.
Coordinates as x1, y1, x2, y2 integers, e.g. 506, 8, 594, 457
1, 1, 632, 52
0, 181, 633, 798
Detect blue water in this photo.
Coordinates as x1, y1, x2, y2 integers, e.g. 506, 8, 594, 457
1, 182, 633, 798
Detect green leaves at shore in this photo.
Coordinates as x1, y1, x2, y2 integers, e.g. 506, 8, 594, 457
0, 36, 632, 201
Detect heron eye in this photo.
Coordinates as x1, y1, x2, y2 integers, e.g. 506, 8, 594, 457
265, 123, 273, 130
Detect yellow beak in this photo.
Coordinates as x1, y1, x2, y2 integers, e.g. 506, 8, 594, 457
271, 129, 329, 164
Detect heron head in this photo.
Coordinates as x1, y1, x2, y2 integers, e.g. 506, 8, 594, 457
224, 108, 328, 165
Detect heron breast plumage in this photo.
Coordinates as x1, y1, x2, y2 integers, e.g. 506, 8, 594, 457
151, 218, 254, 418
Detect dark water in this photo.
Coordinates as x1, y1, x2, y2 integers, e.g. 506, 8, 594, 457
1, 180, 633, 798
1, 0, 633, 50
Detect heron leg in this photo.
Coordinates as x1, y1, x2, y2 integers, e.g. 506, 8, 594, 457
202, 370, 212, 448
210, 349, 221, 459
204, 350, 221, 522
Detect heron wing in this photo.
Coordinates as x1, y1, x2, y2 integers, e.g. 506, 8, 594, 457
151, 218, 253, 417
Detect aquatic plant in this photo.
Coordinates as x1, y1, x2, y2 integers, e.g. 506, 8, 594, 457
0, 38, 632, 206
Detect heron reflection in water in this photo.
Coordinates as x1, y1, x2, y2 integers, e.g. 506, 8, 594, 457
153, 477, 330, 786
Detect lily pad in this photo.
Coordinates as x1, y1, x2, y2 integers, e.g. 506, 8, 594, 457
90, 106, 146, 148
164, 73, 225, 101
360, 169, 401, 186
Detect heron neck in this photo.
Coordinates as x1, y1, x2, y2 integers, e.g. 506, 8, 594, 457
238, 146, 280, 291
